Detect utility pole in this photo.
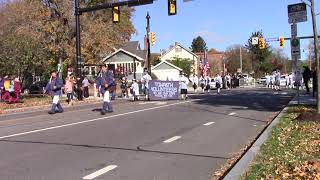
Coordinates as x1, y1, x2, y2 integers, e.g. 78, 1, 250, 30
146, 12, 151, 73
311, 0, 320, 113
240, 46, 243, 74
75, 0, 83, 100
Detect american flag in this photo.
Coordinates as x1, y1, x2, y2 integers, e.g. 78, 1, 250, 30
202, 51, 210, 76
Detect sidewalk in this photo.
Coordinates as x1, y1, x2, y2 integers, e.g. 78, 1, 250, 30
223, 93, 317, 179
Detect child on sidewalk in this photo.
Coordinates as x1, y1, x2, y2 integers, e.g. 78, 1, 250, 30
131, 79, 139, 101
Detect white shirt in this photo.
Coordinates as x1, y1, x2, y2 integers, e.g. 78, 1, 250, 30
131, 82, 139, 95
192, 76, 199, 85
141, 73, 152, 88
215, 75, 223, 84
179, 75, 189, 90
225, 75, 231, 82
82, 78, 90, 87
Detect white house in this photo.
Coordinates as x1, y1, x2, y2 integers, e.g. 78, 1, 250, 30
152, 60, 182, 81
160, 42, 198, 75
101, 41, 146, 80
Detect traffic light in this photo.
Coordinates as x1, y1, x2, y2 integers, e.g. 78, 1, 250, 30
259, 37, 265, 49
168, 0, 177, 16
112, 6, 120, 23
151, 32, 156, 46
279, 36, 285, 48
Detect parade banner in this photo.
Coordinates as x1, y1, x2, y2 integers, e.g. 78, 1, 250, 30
149, 80, 179, 100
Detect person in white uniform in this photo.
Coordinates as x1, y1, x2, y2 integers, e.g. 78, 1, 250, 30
179, 72, 189, 100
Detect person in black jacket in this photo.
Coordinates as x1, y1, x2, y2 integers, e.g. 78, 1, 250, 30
303, 66, 312, 94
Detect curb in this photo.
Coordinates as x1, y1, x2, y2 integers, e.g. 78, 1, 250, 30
222, 97, 294, 180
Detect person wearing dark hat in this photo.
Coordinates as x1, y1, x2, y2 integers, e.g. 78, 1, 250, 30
96, 64, 114, 115
44, 70, 64, 114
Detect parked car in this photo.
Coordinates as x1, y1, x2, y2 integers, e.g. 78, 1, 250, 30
258, 77, 267, 84
23, 81, 47, 94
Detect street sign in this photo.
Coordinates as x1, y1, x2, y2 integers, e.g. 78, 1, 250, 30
288, 3, 307, 24
251, 37, 259, 45
291, 38, 301, 59
291, 23, 297, 37
265, 37, 279, 42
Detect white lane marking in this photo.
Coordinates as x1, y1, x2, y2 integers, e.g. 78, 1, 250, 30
139, 102, 167, 105
83, 165, 117, 180
242, 106, 249, 109
253, 124, 257, 127
228, 112, 237, 116
281, 92, 288, 95
0, 100, 199, 140
203, 122, 215, 126
163, 136, 181, 143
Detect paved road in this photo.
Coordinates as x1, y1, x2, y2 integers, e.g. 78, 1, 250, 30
0, 88, 294, 180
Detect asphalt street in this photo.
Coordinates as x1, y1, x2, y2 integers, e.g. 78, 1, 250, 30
0, 88, 294, 180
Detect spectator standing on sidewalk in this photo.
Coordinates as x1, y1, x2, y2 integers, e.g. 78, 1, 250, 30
302, 66, 311, 94
45, 70, 64, 114
96, 64, 114, 115
82, 76, 90, 98
130, 79, 139, 101
9, 77, 21, 104
120, 77, 128, 98
65, 72, 76, 105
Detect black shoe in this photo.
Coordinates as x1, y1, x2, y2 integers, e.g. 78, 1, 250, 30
48, 111, 56, 114
101, 111, 106, 115
107, 110, 113, 113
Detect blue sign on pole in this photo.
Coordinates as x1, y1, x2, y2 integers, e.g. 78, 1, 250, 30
148, 80, 179, 100
265, 37, 279, 42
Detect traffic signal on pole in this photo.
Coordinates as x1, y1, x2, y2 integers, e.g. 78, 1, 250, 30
259, 37, 265, 49
151, 32, 156, 46
112, 6, 120, 23
279, 36, 285, 48
168, 0, 177, 16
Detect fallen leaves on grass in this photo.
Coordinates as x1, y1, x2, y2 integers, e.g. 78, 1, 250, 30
244, 105, 320, 179
0, 96, 52, 114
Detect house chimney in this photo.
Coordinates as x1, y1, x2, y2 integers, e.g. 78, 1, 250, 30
144, 35, 148, 51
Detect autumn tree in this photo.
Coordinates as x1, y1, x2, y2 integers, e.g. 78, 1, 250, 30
225, 45, 252, 74
0, 0, 136, 81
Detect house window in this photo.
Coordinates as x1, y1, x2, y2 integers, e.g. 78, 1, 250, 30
175, 47, 182, 53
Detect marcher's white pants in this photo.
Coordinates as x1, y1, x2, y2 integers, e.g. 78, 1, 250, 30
53, 95, 60, 104
103, 91, 110, 103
